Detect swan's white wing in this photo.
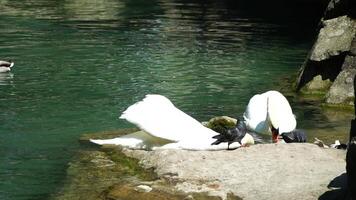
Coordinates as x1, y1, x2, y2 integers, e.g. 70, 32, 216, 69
243, 93, 270, 134
266, 91, 296, 134
120, 94, 218, 142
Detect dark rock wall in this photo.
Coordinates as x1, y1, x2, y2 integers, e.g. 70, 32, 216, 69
346, 76, 356, 199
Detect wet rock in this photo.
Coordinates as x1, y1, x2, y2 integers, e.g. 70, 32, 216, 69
123, 143, 346, 200
301, 75, 333, 94
204, 116, 237, 134
310, 16, 356, 61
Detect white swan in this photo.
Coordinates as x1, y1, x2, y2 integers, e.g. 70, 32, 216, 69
0, 60, 14, 73
91, 94, 254, 150
243, 90, 297, 143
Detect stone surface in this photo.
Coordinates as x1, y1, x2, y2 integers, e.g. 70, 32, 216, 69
203, 116, 238, 134
123, 143, 346, 200
301, 75, 333, 94
310, 16, 356, 61
326, 57, 356, 105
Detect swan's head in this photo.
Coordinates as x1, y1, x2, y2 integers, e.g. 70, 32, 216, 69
271, 126, 280, 143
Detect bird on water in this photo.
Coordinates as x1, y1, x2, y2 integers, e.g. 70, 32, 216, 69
0, 60, 14, 73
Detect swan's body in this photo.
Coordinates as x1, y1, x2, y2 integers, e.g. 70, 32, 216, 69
0, 61, 14, 73
91, 94, 254, 150
243, 91, 297, 142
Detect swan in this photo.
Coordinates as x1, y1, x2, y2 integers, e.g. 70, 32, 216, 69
90, 94, 254, 150
0, 60, 14, 73
243, 90, 305, 143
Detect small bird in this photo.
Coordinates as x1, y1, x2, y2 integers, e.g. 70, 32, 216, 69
211, 120, 251, 149
0, 60, 14, 73
280, 129, 307, 143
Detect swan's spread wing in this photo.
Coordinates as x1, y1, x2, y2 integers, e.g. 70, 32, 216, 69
266, 91, 296, 134
120, 94, 217, 142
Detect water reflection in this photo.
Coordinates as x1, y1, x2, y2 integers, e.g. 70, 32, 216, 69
63, 0, 125, 21
0, 73, 14, 86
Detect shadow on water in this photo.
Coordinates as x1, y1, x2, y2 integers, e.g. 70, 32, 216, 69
319, 173, 350, 200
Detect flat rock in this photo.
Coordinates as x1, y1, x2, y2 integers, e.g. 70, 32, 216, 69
123, 143, 346, 200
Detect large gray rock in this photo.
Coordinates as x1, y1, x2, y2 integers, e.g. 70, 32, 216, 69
123, 143, 346, 200
310, 16, 356, 61
326, 56, 356, 105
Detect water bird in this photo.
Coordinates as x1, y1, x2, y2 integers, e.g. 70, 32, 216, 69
330, 140, 347, 149
281, 130, 307, 143
243, 90, 306, 143
91, 94, 254, 150
0, 60, 14, 73
211, 120, 253, 149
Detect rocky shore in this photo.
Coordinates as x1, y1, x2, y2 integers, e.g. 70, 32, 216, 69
54, 134, 347, 200
296, 0, 356, 107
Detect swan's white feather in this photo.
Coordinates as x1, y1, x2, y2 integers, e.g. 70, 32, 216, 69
244, 90, 296, 135
266, 91, 296, 134
90, 94, 255, 150
119, 94, 218, 142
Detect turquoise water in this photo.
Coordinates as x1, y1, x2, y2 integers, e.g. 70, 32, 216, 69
0, 0, 351, 199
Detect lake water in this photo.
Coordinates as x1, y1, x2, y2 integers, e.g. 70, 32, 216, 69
0, 0, 351, 199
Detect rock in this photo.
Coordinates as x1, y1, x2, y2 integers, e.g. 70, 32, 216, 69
123, 143, 346, 200
324, 0, 350, 20
301, 75, 333, 94
204, 116, 238, 134
310, 16, 356, 61
351, 38, 356, 56
325, 58, 356, 105
135, 185, 152, 193
296, 12, 356, 106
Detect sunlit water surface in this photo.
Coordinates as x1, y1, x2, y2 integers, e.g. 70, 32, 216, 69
0, 0, 351, 199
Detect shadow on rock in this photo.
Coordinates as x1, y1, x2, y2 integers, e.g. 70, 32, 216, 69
318, 173, 350, 200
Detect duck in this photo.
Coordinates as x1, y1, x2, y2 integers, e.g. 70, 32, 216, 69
243, 90, 306, 143
90, 94, 255, 150
0, 60, 14, 73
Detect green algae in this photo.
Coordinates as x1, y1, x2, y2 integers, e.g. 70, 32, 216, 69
101, 146, 157, 181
